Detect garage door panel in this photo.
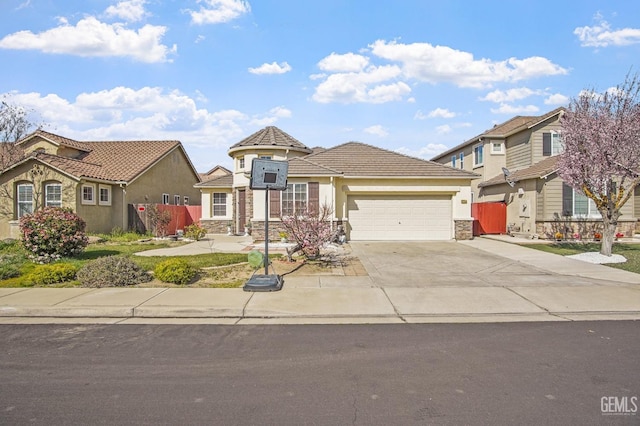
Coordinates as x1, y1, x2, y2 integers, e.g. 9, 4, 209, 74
347, 195, 452, 241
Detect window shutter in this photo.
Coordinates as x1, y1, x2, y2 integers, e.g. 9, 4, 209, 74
269, 189, 280, 218
562, 182, 573, 216
308, 182, 319, 214
542, 133, 551, 156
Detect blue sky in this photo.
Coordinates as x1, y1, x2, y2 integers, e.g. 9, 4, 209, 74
1, 0, 639, 172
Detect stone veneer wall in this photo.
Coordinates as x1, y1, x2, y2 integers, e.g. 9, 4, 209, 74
454, 220, 473, 240
535, 220, 637, 239
199, 219, 231, 234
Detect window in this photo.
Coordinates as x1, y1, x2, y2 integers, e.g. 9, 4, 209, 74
17, 183, 33, 218
238, 157, 245, 169
213, 193, 227, 216
81, 184, 95, 205
491, 142, 503, 154
174, 195, 180, 205
183, 196, 189, 205
45, 183, 62, 207
562, 183, 600, 218
282, 183, 307, 216
473, 144, 484, 167
451, 155, 456, 168
543, 131, 563, 156
459, 152, 464, 169
162, 193, 169, 204
99, 185, 111, 206
259, 155, 272, 160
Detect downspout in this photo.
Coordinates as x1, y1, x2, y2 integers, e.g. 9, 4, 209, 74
119, 183, 127, 230
330, 176, 335, 231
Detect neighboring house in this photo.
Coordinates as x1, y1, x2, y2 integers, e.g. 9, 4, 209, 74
0, 130, 202, 239
196, 126, 478, 241
431, 107, 640, 238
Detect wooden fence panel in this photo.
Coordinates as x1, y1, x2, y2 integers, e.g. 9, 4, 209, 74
471, 202, 506, 236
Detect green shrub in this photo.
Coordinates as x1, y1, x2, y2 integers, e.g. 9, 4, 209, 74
77, 256, 151, 288
0, 263, 21, 280
184, 223, 207, 241
27, 263, 77, 285
19, 207, 88, 263
154, 258, 197, 285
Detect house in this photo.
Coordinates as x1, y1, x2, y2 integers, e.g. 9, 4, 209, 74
0, 130, 202, 239
431, 108, 640, 238
196, 126, 478, 241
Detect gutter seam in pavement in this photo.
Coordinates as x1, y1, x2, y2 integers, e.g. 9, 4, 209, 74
131, 288, 170, 317
381, 288, 407, 323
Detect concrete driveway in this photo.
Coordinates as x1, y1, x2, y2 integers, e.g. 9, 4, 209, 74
349, 241, 616, 288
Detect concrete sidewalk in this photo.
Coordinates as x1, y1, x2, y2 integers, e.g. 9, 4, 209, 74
0, 236, 638, 324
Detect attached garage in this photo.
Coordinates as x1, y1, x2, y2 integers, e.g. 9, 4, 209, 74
347, 194, 453, 240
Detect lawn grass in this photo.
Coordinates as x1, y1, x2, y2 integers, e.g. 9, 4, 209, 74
0, 239, 267, 288
520, 242, 640, 274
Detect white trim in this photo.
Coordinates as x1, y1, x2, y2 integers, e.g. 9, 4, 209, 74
98, 184, 111, 206
81, 183, 96, 205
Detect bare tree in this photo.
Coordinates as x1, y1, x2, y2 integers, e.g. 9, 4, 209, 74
0, 97, 37, 173
557, 72, 640, 256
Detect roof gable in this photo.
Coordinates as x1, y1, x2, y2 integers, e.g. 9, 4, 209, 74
432, 107, 566, 161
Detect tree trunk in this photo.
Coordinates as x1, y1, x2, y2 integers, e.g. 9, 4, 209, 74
599, 212, 619, 257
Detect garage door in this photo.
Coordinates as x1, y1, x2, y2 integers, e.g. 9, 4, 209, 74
347, 194, 452, 241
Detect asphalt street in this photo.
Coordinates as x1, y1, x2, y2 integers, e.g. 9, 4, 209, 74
1, 322, 638, 425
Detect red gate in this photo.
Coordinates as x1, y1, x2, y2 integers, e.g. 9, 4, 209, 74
471, 202, 506, 236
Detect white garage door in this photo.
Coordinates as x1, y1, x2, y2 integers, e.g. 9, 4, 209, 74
347, 194, 452, 241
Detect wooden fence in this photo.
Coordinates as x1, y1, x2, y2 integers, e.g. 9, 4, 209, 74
129, 204, 202, 235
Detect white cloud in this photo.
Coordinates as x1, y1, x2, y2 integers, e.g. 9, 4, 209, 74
436, 124, 451, 134
250, 106, 292, 126
544, 93, 569, 105
490, 103, 539, 114
396, 143, 448, 159
429, 107, 456, 118
574, 16, 640, 47
188, 0, 251, 25
312, 64, 410, 104
105, 0, 148, 22
364, 125, 388, 137
368, 39, 567, 89
3, 86, 272, 151
248, 61, 292, 75
0, 16, 176, 63
480, 87, 539, 103
317, 52, 370, 72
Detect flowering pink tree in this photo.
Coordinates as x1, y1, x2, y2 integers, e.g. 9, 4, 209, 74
280, 204, 334, 260
557, 73, 640, 256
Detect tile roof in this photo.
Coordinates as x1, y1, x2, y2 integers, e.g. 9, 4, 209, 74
305, 142, 478, 178
228, 126, 312, 155
287, 157, 342, 176
479, 156, 559, 188
432, 107, 566, 161
19, 129, 91, 152
9, 131, 190, 184
194, 173, 233, 188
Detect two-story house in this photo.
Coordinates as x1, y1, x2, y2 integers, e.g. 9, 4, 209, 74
196, 126, 479, 241
432, 107, 639, 239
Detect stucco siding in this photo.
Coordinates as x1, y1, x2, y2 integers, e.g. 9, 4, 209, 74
125, 148, 201, 206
